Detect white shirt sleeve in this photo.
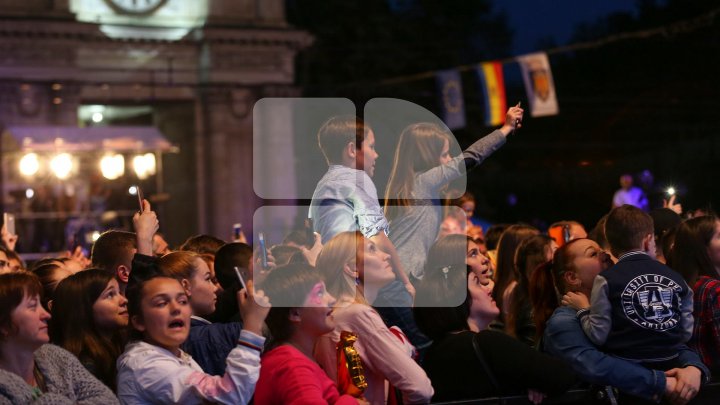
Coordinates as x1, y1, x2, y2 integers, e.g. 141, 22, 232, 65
119, 332, 263, 405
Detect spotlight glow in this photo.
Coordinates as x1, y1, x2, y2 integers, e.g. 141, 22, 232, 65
133, 153, 156, 180
19, 153, 40, 176
50, 153, 73, 180
25, 188, 34, 199
100, 154, 125, 180
91, 112, 104, 123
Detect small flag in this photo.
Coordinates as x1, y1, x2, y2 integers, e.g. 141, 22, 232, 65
435, 69, 466, 130
475, 62, 507, 126
517, 52, 559, 117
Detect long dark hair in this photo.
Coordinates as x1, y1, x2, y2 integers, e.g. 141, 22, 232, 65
668, 216, 718, 285
528, 240, 583, 339
491, 224, 539, 317
50, 269, 126, 391
414, 263, 472, 341
384, 122, 451, 220
506, 234, 553, 340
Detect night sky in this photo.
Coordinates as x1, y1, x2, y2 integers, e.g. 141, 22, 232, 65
497, 0, 638, 53
290, 0, 719, 229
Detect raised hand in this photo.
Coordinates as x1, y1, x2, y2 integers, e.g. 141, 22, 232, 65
237, 279, 271, 335
133, 199, 159, 256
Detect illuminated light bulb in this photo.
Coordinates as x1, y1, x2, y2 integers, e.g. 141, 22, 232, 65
19, 153, 40, 176
50, 153, 73, 180
133, 153, 156, 179
100, 154, 125, 180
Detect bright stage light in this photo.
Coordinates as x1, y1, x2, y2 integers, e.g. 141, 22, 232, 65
91, 112, 104, 123
100, 154, 125, 180
50, 153, 73, 180
19, 153, 40, 176
133, 153, 156, 179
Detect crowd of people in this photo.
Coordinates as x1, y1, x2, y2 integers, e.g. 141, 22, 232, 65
0, 106, 718, 404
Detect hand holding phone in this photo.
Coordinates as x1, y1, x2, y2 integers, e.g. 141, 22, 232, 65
234, 266, 248, 291
3, 213, 15, 236
136, 185, 144, 213
233, 223, 243, 242
514, 101, 522, 130
258, 232, 269, 269
304, 218, 315, 247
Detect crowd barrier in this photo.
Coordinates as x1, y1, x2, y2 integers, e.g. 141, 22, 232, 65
432, 377, 720, 404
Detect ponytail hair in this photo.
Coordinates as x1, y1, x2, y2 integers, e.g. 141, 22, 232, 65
528, 239, 582, 339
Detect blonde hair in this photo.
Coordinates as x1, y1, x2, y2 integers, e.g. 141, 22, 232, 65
315, 231, 367, 304
384, 123, 450, 220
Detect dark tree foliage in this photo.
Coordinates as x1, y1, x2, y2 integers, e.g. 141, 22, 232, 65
287, 0, 512, 98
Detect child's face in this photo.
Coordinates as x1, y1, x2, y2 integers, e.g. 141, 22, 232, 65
438, 138, 451, 166
357, 130, 378, 178
92, 278, 129, 331
133, 277, 191, 356
187, 258, 218, 316
296, 282, 336, 337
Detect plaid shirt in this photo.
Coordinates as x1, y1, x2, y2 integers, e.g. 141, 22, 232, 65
690, 276, 720, 370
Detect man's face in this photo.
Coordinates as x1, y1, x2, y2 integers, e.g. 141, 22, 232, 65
356, 130, 378, 178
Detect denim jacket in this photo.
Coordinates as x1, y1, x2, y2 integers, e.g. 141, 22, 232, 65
543, 306, 709, 402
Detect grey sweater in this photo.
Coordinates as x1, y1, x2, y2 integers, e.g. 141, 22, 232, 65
0, 344, 119, 405
390, 130, 506, 279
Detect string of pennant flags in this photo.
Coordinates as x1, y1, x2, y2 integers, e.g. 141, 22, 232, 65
435, 52, 559, 130
366, 6, 720, 130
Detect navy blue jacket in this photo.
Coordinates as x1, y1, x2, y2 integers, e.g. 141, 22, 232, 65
181, 317, 243, 376
578, 252, 693, 362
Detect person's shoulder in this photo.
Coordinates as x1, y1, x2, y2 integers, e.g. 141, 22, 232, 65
546, 306, 578, 330
35, 343, 80, 364
263, 345, 312, 367
118, 341, 176, 370
696, 276, 720, 295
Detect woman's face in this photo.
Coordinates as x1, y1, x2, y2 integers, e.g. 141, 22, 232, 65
707, 220, 720, 273
187, 258, 218, 316
360, 239, 395, 288
0, 251, 12, 275
133, 278, 191, 356
297, 282, 336, 337
438, 138, 452, 166
467, 240, 491, 285
93, 279, 128, 332
7, 293, 51, 349
468, 272, 499, 320
568, 239, 613, 293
